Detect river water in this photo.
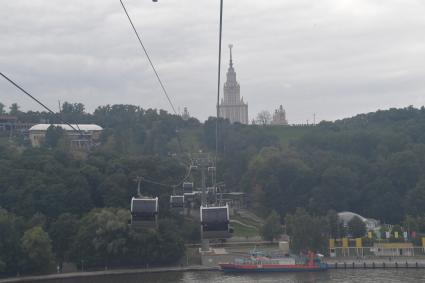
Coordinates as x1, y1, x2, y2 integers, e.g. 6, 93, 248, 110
35, 270, 425, 283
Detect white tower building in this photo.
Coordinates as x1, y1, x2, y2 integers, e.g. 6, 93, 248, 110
182, 107, 190, 121
271, 105, 289, 126
219, 44, 248, 124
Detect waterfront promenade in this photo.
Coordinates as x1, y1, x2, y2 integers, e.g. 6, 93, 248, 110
0, 266, 218, 283
3, 258, 425, 283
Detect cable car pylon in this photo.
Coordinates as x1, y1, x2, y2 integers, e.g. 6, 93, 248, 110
192, 153, 232, 252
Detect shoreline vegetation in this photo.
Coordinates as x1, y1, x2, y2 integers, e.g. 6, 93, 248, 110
3, 103, 425, 276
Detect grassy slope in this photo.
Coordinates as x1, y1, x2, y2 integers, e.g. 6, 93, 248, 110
179, 127, 203, 152
263, 125, 316, 146
231, 221, 259, 237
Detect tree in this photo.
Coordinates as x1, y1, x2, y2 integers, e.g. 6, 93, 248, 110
27, 212, 47, 229
285, 208, 327, 253
326, 210, 339, 238
256, 110, 272, 125
21, 226, 55, 273
0, 209, 23, 276
243, 149, 313, 217
61, 102, 85, 114
71, 208, 132, 267
44, 126, 66, 148
0, 102, 5, 114
309, 166, 359, 214
347, 216, 366, 238
404, 215, 425, 234
49, 213, 78, 269
260, 210, 282, 241
9, 103, 20, 115
157, 219, 185, 264
405, 181, 425, 216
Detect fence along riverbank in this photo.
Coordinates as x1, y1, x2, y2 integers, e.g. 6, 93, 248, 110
327, 258, 425, 269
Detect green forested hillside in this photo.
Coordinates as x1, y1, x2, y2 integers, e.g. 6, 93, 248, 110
2, 103, 425, 275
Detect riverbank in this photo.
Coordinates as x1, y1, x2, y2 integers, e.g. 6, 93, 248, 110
4, 257, 425, 283
0, 266, 219, 283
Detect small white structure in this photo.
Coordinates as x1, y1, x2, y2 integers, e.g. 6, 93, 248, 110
338, 211, 381, 232
29, 124, 103, 149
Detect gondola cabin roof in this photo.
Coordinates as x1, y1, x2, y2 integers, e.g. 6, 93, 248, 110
131, 197, 158, 213
200, 204, 229, 223
170, 195, 184, 203
183, 182, 194, 189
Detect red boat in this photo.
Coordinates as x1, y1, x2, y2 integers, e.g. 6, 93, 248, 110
219, 251, 328, 273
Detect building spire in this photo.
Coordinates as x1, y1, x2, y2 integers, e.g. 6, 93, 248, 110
229, 44, 233, 67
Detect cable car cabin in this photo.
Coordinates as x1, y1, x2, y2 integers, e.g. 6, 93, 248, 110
200, 205, 232, 239
170, 195, 185, 212
130, 197, 158, 228
183, 182, 194, 194
184, 192, 196, 202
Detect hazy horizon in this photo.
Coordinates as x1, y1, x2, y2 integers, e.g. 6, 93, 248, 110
2, 0, 425, 123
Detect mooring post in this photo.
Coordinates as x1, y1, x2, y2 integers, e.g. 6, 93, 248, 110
372, 262, 375, 269
383, 262, 385, 268
363, 262, 366, 269
395, 262, 398, 268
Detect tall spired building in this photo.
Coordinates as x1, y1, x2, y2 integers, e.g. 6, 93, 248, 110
219, 44, 248, 124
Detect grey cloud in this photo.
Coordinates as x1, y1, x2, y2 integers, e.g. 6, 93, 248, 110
1, 0, 425, 123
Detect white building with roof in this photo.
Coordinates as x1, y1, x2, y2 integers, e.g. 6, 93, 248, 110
29, 124, 103, 149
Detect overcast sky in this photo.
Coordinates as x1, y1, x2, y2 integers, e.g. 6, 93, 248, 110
1, 0, 425, 123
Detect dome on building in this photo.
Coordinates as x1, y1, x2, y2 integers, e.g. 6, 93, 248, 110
338, 211, 381, 232
338, 211, 367, 224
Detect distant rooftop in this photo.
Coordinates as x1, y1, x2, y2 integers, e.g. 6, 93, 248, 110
29, 124, 103, 131
0, 115, 18, 121
338, 211, 367, 223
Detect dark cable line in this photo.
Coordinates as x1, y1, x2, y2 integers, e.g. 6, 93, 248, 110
119, 0, 177, 115
0, 72, 82, 134
119, 0, 184, 157
138, 162, 193, 190
215, 0, 224, 184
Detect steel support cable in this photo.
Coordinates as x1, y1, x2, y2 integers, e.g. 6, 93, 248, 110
215, 0, 224, 185
119, 0, 177, 115
138, 157, 194, 192
0, 72, 83, 134
119, 0, 185, 157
